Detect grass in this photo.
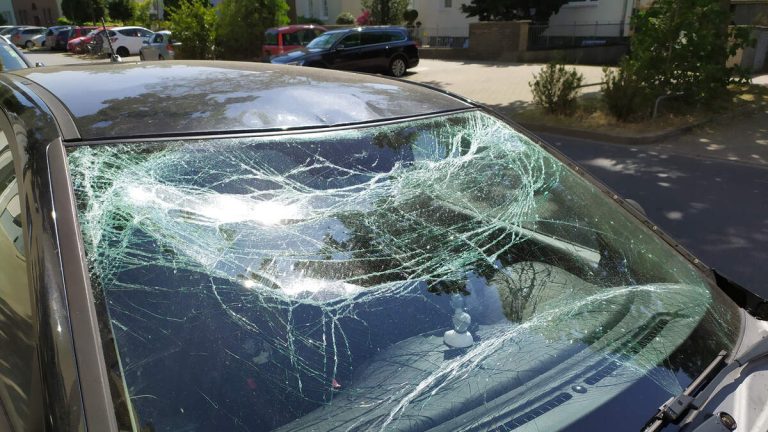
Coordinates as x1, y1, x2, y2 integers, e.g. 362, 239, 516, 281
512, 83, 768, 138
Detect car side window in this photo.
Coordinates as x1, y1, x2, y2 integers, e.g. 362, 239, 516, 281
361, 32, 388, 46
152, 34, 164, 44
140, 29, 153, 38
283, 32, 300, 46
387, 31, 406, 42
339, 32, 361, 48
0, 126, 34, 432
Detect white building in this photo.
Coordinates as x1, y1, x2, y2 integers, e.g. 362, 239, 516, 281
546, 0, 652, 37
408, 0, 477, 38
294, 0, 360, 24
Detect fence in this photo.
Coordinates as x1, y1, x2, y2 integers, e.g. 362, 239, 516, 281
413, 27, 470, 48
528, 22, 628, 50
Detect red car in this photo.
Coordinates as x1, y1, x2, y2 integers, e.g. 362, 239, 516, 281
68, 28, 108, 54
58, 26, 97, 51
263, 24, 326, 59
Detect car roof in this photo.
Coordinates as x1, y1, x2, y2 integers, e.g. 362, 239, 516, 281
110, 26, 150, 31
7, 61, 471, 141
325, 26, 407, 35
270, 24, 326, 32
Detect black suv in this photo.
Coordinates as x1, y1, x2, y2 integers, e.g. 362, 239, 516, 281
270, 26, 419, 77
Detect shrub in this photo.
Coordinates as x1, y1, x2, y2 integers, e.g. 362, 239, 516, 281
529, 62, 584, 116
336, 12, 355, 25
602, 64, 649, 122
57, 16, 73, 25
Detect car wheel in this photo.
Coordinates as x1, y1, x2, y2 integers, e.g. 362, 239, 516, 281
159, 54, 164, 61
25, 40, 33, 49
139, 51, 145, 61
116, 46, 130, 57
389, 56, 407, 78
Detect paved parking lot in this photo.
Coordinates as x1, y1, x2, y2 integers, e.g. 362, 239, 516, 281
407, 59, 605, 112
25, 49, 138, 66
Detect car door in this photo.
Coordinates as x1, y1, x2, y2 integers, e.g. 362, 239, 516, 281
329, 32, 363, 71
358, 31, 390, 72
0, 114, 41, 432
146, 32, 164, 58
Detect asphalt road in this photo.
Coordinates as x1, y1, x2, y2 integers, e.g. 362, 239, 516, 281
541, 132, 768, 298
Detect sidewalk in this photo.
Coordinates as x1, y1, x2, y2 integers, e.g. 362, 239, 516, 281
406, 59, 768, 168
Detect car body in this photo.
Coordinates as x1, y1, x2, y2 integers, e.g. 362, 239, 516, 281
101, 26, 153, 57
67, 28, 103, 54
270, 26, 419, 77
28, 33, 46, 48
44, 25, 73, 50
0, 26, 27, 37
139, 30, 177, 61
55, 26, 96, 51
0, 61, 766, 432
10, 26, 46, 49
0, 35, 32, 70
262, 24, 326, 59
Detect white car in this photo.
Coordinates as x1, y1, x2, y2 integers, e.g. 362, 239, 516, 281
102, 26, 153, 57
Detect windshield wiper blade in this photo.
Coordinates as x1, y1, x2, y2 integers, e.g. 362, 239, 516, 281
643, 350, 728, 432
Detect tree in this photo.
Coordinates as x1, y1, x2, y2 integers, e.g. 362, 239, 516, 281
460, 0, 567, 22
360, 0, 408, 25
216, 0, 289, 60
131, 0, 153, 27
168, 0, 217, 59
602, 0, 752, 120
62, 0, 107, 23
336, 12, 355, 25
107, 0, 132, 22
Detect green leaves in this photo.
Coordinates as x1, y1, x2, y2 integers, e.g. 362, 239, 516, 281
460, 0, 568, 22
217, 0, 289, 60
529, 63, 584, 116
168, 0, 217, 59
360, 0, 409, 25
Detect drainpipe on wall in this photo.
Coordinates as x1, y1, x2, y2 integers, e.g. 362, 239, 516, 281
619, 0, 630, 37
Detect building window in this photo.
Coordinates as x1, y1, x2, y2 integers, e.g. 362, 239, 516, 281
322, 0, 328, 18
444, 0, 452, 7
31, 2, 36, 10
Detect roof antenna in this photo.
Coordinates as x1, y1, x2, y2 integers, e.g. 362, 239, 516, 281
101, 17, 120, 63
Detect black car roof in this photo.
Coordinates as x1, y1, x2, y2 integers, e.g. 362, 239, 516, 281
6, 61, 471, 141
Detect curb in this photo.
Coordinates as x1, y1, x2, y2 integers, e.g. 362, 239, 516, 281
516, 117, 711, 145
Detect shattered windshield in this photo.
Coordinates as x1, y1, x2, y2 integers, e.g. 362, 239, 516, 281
68, 111, 738, 432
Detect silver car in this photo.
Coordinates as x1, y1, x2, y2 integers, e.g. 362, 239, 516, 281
10, 26, 46, 49
139, 30, 177, 61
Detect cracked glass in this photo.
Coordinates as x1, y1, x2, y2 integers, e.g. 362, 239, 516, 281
67, 111, 738, 432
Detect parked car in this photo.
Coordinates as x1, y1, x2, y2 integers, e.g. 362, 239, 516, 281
55, 26, 96, 51
101, 26, 153, 57
44, 25, 73, 50
0, 35, 32, 70
0, 26, 27, 37
139, 30, 178, 61
262, 24, 326, 59
270, 26, 419, 77
0, 61, 767, 432
11, 26, 46, 49
68, 28, 104, 54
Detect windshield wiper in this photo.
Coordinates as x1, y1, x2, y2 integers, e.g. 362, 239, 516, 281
643, 350, 728, 432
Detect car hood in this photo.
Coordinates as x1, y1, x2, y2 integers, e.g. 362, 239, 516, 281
270, 48, 325, 63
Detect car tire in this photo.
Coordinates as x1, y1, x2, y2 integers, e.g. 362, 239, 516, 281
25, 40, 33, 49
116, 46, 130, 57
389, 56, 407, 78
158, 54, 164, 61
139, 51, 145, 61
